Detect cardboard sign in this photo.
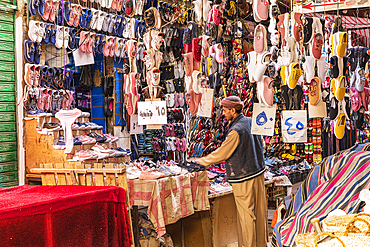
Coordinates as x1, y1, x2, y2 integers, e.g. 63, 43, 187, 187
308, 100, 327, 118
197, 88, 214, 118
73, 48, 95, 66
251, 103, 277, 136
137, 100, 167, 125
130, 115, 143, 134
281, 110, 307, 143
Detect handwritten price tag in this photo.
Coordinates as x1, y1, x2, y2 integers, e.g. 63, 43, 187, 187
137, 100, 167, 125
281, 110, 307, 143
251, 103, 276, 136
130, 115, 143, 134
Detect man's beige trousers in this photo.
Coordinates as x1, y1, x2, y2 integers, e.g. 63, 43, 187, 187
232, 173, 268, 247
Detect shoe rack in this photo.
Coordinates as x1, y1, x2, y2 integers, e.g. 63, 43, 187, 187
24, 118, 130, 181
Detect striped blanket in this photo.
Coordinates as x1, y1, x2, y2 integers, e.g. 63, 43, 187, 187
272, 143, 370, 247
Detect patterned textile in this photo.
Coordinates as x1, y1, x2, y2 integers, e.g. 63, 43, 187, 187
273, 143, 370, 247
128, 171, 210, 237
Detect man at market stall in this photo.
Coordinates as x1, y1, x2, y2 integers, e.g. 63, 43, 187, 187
191, 95, 268, 247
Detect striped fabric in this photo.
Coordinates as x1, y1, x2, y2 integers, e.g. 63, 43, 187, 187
128, 170, 209, 237
272, 143, 370, 247
305, 13, 370, 46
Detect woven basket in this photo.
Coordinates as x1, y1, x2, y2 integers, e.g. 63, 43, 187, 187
322, 213, 370, 236
295, 214, 370, 247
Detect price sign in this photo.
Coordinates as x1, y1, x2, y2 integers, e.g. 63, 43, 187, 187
251, 103, 276, 136
137, 100, 167, 125
281, 110, 307, 143
130, 115, 143, 134
197, 88, 214, 118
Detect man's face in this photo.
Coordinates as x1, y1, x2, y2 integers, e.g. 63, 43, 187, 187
222, 107, 235, 121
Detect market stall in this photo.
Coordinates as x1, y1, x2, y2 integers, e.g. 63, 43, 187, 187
11, 0, 370, 243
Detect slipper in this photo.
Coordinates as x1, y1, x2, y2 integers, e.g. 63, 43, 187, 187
309, 77, 321, 106
317, 55, 329, 83
90, 8, 99, 30
310, 33, 324, 59
102, 14, 112, 32
292, 85, 304, 110
24, 40, 35, 63
350, 87, 361, 112
214, 43, 224, 63
150, 30, 164, 51
303, 17, 315, 44
96, 11, 107, 31
329, 97, 339, 120
212, 4, 222, 25
85, 8, 92, 30
359, 87, 370, 111
277, 13, 289, 41
334, 76, 346, 101
303, 55, 315, 83
41, 0, 52, 21
68, 27, 77, 50
130, 73, 140, 95
34, 42, 42, 64
192, 37, 202, 62
182, 52, 194, 77
355, 65, 365, 92
352, 106, 365, 129
79, 31, 87, 52
103, 97, 114, 117
334, 113, 346, 139
281, 37, 297, 66
49, 0, 59, 22
247, 51, 258, 82
253, 0, 268, 21
291, 12, 302, 42
73, 4, 81, 27
108, 14, 117, 34
260, 76, 274, 106
254, 24, 267, 53
334, 32, 347, 58
254, 51, 271, 82
288, 62, 301, 90
63, 1, 71, 24
126, 40, 137, 58
79, 7, 87, 29
87, 32, 95, 53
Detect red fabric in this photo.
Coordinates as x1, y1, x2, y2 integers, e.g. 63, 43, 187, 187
0, 185, 132, 247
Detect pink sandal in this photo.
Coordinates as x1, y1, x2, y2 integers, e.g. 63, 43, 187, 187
214, 43, 224, 63
182, 53, 194, 77
260, 76, 274, 106
201, 35, 211, 57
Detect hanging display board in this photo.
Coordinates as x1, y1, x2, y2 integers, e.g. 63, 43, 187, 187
281, 110, 307, 143
197, 88, 214, 118
130, 115, 143, 134
298, 0, 370, 13
137, 100, 167, 125
251, 103, 277, 136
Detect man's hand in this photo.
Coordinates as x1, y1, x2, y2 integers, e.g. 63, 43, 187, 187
188, 158, 199, 163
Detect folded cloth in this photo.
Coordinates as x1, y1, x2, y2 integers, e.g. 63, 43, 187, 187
139, 171, 165, 180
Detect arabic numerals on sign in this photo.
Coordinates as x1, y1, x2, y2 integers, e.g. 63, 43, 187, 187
285, 117, 304, 135
155, 106, 166, 116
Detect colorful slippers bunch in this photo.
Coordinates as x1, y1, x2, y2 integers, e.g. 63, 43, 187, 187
28, 20, 77, 50
247, 24, 275, 106
325, 17, 349, 139
182, 21, 225, 113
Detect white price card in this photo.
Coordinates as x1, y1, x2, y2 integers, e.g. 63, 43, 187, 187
251, 103, 277, 136
281, 110, 307, 143
197, 88, 214, 118
137, 100, 167, 125
130, 115, 143, 134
